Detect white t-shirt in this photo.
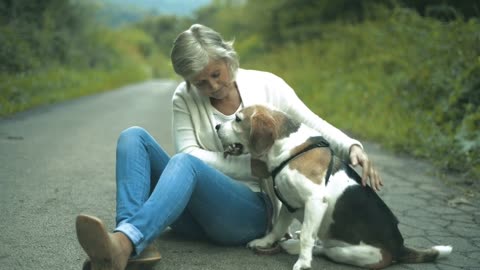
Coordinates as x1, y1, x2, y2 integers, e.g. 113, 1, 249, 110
211, 102, 243, 128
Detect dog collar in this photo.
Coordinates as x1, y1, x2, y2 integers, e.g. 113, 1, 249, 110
270, 136, 335, 213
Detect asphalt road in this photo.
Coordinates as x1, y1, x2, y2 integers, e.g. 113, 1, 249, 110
0, 80, 478, 270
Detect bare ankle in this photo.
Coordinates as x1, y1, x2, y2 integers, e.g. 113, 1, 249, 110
112, 232, 134, 257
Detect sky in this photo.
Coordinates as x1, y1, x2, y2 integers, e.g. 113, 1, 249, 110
101, 0, 212, 16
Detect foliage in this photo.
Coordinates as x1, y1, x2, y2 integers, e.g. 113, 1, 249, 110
134, 15, 191, 56
400, 0, 479, 20
0, 0, 103, 72
242, 0, 383, 44
0, 0, 174, 116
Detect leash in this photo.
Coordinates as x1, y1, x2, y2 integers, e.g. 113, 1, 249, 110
270, 136, 334, 213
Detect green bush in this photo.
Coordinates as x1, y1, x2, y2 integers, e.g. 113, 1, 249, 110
0, 26, 40, 72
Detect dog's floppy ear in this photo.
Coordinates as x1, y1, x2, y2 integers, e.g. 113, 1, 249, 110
249, 112, 276, 157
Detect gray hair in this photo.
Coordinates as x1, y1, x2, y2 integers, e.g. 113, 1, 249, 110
170, 24, 239, 82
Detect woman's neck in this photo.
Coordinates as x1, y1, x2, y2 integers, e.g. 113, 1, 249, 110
210, 83, 241, 115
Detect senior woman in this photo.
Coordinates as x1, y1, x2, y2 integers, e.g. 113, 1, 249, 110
75, 24, 382, 270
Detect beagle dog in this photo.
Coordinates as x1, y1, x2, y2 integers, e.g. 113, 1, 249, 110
216, 104, 452, 270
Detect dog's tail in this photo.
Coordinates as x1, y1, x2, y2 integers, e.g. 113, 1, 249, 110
397, 245, 452, 263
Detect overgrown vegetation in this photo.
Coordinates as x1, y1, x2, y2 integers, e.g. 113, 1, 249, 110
230, 1, 480, 182
1, 0, 478, 181
0, 0, 174, 116
243, 8, 479, 181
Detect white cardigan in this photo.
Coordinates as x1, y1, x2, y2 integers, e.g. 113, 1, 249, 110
171, 68, 362, 192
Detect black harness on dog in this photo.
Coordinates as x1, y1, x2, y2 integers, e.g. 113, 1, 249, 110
270, 136, 335, 213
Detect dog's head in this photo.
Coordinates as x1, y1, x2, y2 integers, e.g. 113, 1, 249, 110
217, 105, 298, 158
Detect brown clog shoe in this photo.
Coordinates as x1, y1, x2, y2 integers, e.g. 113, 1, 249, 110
77, 215, 161, 270
82, 248, 162, 270
76, 214, 117, 270
128, 244, 162, 264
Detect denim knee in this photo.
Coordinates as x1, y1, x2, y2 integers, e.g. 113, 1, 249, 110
170, 152, 196, 161
169, 153, 199, 171
118, 126, 148, 144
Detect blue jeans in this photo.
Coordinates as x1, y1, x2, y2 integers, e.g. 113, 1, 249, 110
113, 127, 270, 255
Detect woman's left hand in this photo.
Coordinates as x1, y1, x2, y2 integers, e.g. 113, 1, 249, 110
349, 145, 383, 191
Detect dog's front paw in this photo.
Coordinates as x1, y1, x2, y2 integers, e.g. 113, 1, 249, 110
247, 235, 275, 249
293, 258, 311, 270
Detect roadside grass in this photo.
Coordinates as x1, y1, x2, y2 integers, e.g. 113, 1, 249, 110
0, 65, 149, 116
242, 8, 480, 182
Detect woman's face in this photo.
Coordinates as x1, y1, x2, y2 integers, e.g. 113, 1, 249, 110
190, 60, 234, 100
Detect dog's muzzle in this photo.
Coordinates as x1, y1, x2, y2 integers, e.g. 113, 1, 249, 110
216, 124, 245, 158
